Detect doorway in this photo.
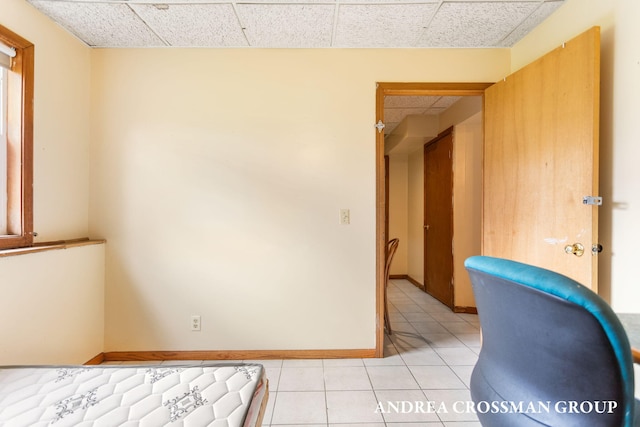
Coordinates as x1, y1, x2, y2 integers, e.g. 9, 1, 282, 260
376, 29, 600, 359
375, 83, 490, 357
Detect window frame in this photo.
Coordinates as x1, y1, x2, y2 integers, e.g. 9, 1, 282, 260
0, 25, 34, 250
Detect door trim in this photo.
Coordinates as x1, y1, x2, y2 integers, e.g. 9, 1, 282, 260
375, 83, 491, 357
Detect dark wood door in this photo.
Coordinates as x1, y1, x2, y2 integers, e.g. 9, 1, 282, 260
424, 129, 454, 307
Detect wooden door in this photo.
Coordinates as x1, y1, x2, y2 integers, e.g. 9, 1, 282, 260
424, 129, 454, 307
483, 27, 600, 290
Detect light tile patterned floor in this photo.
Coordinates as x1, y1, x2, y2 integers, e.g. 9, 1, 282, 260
104, 279, 483, 426
256, 279, 482, 426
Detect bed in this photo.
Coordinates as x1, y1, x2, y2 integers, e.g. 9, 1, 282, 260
0, 363, 268, 426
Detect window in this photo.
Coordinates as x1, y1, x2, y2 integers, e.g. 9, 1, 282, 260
0, 25, 33, 249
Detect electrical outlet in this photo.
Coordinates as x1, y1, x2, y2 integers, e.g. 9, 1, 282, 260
191, 315, 201, 331
339, 208, 350, 225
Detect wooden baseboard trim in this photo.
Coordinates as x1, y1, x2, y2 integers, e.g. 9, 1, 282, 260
84, 353, 106, 365
389, 274, 425, 291
405, 275, 425, 291
453, 306, 478, 314
102, 349, 377, 362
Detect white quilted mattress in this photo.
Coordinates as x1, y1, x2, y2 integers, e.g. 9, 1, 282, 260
0, 363, 267, 426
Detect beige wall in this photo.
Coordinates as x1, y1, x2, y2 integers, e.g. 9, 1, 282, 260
452, 112, 483, 308
512, 0, 640, 311
400, 101, 482, 308
444, 99, 483, 309
388, 155, 408, 275
406, 148, 425, 285
0, 245, 105, 364
11, 0, 634, 358
0, 0, 103, 364
90, 48, 508, 351
440, 96, 483, 132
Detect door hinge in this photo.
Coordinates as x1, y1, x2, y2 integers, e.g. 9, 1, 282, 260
375, 120, 385, 133
583, 196, 603, 206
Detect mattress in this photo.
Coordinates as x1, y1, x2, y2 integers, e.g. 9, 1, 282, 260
0, 363, 268, 426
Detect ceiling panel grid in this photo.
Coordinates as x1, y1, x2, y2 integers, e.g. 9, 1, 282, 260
25, 0, 565, 48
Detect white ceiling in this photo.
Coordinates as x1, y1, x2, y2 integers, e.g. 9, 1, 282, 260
26, 0, 564, 49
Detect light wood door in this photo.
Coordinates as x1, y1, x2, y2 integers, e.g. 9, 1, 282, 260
424, 129, 454, 307
483, 27, 600, 290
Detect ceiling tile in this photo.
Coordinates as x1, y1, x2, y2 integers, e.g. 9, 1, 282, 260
431, 96, 462, 108
417, 1, 539, 47
334, 4, 439, 47
344, 0, 437, 3
498, 1, 564, 47
27, 1, 165, 47
385, 95, 441, 109
130, 4, 248, 47
436, 0, 537, 2
232, 0, 335, 2
26, 0, 565, 48
385, 108, 427, 122
236, 4, 335, 48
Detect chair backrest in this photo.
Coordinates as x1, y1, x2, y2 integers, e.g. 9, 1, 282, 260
385, 238, 399, 281
465, 256, 635, 427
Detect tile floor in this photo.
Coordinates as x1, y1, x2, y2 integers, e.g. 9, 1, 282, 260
106, 279, 483, 426
255, 279, 482, 426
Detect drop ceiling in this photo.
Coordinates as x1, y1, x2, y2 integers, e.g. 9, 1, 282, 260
384, 95, 461, 135
25, 0, 564, 49
24, 0, 564, 148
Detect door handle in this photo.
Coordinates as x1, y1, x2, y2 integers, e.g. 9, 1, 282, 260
424, 225, 430, 230
564, 243, 585, 257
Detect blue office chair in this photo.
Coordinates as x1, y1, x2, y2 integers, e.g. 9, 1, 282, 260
465, 256, 638, 427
